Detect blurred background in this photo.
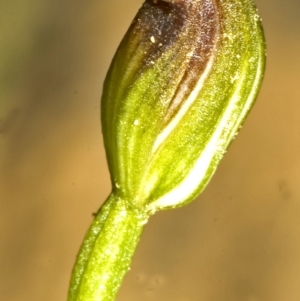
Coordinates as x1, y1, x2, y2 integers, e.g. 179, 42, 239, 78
1, 0, 300, 300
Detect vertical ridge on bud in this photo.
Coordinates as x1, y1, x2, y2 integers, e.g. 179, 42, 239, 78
161, 0, 219, 127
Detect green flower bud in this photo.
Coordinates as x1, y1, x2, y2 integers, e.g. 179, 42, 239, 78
67, 2, 266, 301
101, 0, 266, 213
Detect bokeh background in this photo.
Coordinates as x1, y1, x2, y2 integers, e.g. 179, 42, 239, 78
1, 0, 300, 300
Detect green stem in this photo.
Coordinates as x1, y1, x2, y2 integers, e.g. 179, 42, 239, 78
67, 193, 148, 301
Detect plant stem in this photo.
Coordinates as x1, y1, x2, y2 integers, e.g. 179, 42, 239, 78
67, 193, 148, 301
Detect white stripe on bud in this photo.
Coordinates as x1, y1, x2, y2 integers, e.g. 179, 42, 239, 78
148, 53, 265, 211
152, 51, 217, 153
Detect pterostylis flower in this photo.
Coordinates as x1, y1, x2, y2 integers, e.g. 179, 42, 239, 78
67, 1, 266, 301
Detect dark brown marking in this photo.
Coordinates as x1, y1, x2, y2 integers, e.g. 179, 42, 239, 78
124, 0, 220, 125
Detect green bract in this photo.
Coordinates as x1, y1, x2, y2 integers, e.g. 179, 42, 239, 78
101, 0, 265, 213
67, 1, 266, 301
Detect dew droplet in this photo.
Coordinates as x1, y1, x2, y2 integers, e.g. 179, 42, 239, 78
230, 72, 239, 83
253, 14, 260, 22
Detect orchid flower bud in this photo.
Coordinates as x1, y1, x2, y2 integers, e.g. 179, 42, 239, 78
101, 0, 266, 213
67, 2, 266, 301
